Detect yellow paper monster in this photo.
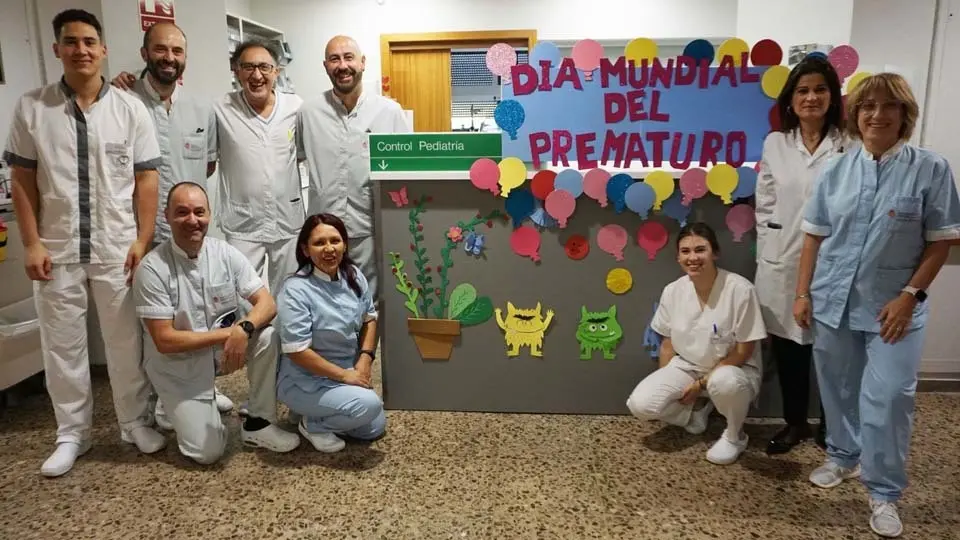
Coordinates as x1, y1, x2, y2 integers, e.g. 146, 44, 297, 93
495, 301, 555, 357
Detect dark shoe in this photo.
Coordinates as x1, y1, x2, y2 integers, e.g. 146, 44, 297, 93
766, 424, 812, 455
815, 423, 827, 450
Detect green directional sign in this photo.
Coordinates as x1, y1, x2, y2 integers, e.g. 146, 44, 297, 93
369, 133, 502, 172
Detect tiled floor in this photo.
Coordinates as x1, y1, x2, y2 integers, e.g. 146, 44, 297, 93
0, 365, 958, 540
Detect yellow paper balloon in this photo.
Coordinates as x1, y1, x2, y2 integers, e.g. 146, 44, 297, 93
761, 65, 791, 99
606, 268, 633, 295
497, 157, 527, 198
716, 38, 749, 66
644, 170, 675, 210
625, 38, 659, 65
846, 71, 872, 94
706, 164, 739, 205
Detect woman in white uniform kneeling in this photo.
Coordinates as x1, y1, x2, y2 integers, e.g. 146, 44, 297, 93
276, 213, 387, 453
626, 222, 767, 465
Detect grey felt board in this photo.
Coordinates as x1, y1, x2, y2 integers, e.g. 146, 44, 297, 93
375, 178, 821, 416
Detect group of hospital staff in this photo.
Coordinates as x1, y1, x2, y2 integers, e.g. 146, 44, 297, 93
2, 9, 408, 478
626, 55, 960, 539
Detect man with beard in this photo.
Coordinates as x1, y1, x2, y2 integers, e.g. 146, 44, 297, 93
297, 35, 411, 303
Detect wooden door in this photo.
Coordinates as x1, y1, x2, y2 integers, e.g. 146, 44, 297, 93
389, 49, 452, 132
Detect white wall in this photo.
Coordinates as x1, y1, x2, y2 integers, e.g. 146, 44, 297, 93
35, 0, 106, 85
225, 0, 253, 18
0, 1, 43, 157
736, 0, 854, 63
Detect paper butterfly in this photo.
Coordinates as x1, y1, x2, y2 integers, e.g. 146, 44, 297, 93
388, 185, 409, 208
463, 232, 485, 256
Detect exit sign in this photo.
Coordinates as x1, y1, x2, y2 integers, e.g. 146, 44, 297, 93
369, 133, 502, 172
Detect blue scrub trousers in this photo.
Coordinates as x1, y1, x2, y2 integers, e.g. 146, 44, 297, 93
813, 319, 926, 502
278, 381, 387, 440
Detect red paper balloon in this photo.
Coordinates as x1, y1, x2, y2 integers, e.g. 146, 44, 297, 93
768, 103, 781, 132
750, 39, 783, 66
564, 234, 590, 260
531, 170, 557, 201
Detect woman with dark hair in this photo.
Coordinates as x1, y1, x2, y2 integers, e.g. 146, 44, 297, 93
627, 223, 767, 465
275, 213, 385, 453
754, 56, 847, 455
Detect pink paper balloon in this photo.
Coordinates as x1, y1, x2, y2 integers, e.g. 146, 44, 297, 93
572, 39, 603, 81
583, 168, 611, 207
486, 43, 518, 78
679, 168, 708, 206
469, 158, 500, 195
596, 224, 628, 262
636, 221, 669, 261
828, 45, 859, 80
544, 189, 576, 228
726, 203, 756, 242
510, 225, 541, 262
753, 161, 761, 173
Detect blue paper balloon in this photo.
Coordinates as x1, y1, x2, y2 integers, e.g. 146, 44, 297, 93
683, 39, 715, 65
606, 173, 633, 214
732, 167, 758, 199
505, 187, 536, 228
529, 199, 558, 228
624, 182, 656, 219
660, 191, 692, 226
529, 41, 562, 68
554, 169, 584, 198
806, 51, 828, 60
494, 99, 526, 140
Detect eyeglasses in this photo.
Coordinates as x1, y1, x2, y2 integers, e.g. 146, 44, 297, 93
859, 100, 902, 115
238, 62, 276, 75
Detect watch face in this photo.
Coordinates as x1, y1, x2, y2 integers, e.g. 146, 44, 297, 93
916, 290, 928, 302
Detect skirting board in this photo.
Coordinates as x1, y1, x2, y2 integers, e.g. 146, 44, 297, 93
920, 358, 960, 376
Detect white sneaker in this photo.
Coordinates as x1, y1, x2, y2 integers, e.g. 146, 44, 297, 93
869, 499, 904, 538
40, 440, 92, 477
706, 432, 748, 465
154, 400, 173, 431
214, 387, 234, 413
809, 460, 861, 489
298, 420, 346, 453
121, 426, 167, 454
241, 423, 300, 453
684, 401, 714, 435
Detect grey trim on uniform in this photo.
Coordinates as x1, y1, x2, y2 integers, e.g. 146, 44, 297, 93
1, 150, 38, 169
134, 157, 163, 171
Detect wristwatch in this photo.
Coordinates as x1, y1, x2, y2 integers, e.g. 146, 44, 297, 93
239, 320, 255, 338
902, 286, 927, 302
360, 349, 376, 361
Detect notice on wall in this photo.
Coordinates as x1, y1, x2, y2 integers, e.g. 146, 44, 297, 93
139, 0, 176, 31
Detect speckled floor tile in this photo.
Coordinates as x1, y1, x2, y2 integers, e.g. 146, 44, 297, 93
0, 364, 958, 539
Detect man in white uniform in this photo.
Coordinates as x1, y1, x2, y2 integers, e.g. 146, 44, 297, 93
297, 35, 412, 302
3, 9, 166, 477
215, 39, 304, 296
134, 182, 301, 460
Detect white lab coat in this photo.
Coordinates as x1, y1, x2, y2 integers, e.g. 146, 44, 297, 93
754, 128, 849, 344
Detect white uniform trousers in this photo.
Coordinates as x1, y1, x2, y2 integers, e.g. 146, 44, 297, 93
626, 356, 761, 439
35, 263, 150, 445
226, 236, 299, 296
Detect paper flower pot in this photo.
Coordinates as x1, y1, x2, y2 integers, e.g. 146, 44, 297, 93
407, 318, 461, 360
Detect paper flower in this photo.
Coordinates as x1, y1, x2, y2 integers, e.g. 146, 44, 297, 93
447, 226, 464, 242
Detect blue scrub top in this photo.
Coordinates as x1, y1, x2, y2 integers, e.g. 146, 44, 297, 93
801, 143, 960, 332
276, 265, 377, 392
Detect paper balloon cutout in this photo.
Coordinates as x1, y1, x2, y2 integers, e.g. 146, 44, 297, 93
732, 166, 758, 199
529, 41, 562, 68
606, 173, 633, 213
496, 301, 554, 357
554, 169, 584, 198
706, 164, 739, 204
494, 99, 525, 140
750, 39, 783, 66
683, 39, 715, 65
769, 103, 781, 132
529, 198, 558, 228
469, 158, 500, 195
572, 39, 603, 81
637, 221, 669, 261
576, 305, 623, 360
531, 170, 557, 201
485, 43, 518, 79
660, 191, 691, 226
644, 170, 675, 210
583, 168, 611, 207
510, 225, 541, 262
544, 189, 576, 228
565, 234, 589, 260
505, 188, 535, 228
624, 181, 656, 219
806, 51, 828, 60
761, 65, 791, 99
606, 268, 633, 295
716, 38, 749, 66
679, 168, 708, 206
846, 71, 872, 94
497, 157, 526, 198
596, 224, 628, 262
828, 44, 859, 80
726, 203, 756, 242
625, 37, 658, 65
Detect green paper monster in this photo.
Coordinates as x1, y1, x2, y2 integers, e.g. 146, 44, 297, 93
575, 305, 623, 360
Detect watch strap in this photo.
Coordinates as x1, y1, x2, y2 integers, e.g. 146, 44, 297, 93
360, 349, 376, 361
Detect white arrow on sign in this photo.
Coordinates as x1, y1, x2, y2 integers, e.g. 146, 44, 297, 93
378, 160, 388, 170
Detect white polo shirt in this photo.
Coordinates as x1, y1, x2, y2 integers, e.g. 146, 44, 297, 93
297, 90, 411, 239
129, 78, 218, 244
214, 90, 304, 243
3, 77, 162, 264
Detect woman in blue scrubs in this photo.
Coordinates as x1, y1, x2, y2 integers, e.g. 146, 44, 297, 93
276, 213, 386, 453
794, 73, 960, 538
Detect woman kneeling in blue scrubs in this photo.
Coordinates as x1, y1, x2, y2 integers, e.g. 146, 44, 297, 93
794, 73, 960, 538
276, 213, 386, 453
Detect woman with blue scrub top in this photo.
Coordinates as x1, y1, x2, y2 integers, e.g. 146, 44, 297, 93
626, 223, 767, 466
795, 73, 960, 539
276, 213, 386, 453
